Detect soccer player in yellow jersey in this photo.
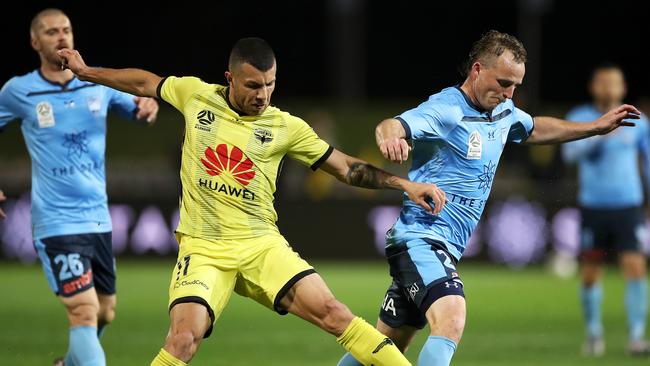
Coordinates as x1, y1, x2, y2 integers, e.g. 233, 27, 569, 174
57, 38, 447, 366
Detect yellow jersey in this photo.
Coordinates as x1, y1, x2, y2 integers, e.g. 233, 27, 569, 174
158, 76, 332, 240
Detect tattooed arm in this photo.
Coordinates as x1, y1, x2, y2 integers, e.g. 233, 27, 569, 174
319, 149, 446, 214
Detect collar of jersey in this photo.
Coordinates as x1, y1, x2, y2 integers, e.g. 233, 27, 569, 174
454, 85, 488, 114
37, 69, 77, 89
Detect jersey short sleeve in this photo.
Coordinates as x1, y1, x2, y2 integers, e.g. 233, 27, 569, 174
286, 116, 332, 170
0, 78, 19, 129
507, 106, 535, 144
157, 76, 207, 112
396, 100, 455, 140
107, 87, 137, 119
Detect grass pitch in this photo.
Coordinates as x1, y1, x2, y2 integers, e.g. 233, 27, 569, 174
0, 259, 647, 365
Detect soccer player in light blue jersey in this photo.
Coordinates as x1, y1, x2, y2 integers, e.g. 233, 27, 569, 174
0, 9, 158, 366
562, 63, 650, 357
338, 30, 641, 366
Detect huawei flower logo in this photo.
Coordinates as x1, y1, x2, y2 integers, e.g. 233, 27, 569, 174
201, 144, 256, 186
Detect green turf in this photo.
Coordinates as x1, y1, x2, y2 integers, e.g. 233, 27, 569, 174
0, 260, 647, 365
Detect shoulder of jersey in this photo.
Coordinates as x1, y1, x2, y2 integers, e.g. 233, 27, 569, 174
1, 70, 38, 93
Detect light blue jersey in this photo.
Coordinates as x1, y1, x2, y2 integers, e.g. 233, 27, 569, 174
0, 70, 138, 239
562, 104, 650, 209
387, 86, 534, 261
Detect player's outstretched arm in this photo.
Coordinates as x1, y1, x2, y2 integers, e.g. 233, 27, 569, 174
0, 190, 6, 219
376, 118, 410, 163
57, 48, 162, 98
319, 149, 446, 214
527, 104, 641, 144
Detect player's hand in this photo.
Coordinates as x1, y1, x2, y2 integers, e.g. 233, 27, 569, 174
57, 48, 88, 76
404, 181, 446, 215
379, 137, 411, 164
594, 104, 641, 135
0, 190, 7, 220
134, 97, 159, 124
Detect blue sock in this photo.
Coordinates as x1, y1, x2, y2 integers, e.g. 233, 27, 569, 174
581, 283, 603, 339
64, 326, 106, 366
336, 352, 363, 366
625, 279, 648, 341
417, 336, 457, 366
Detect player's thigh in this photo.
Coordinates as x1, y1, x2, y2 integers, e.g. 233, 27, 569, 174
235, 235, 316, 315
59, 287, 101, 326
169, 234, 238, 338
386, 241, 465, 339
378, 280, 427, 350
620, 251, 647, 279
424, 294, 466, 342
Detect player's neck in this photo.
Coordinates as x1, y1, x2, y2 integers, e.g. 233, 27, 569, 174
459, 80, 485, 112
226, 88, 248, 116
594, 101, 619, 114
39, 63, 75, 86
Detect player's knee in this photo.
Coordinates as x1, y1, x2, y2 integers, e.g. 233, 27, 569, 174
98, 299, 116, 325
165, 329, 201, 360
67, 303, 99, 326
98, 306, 116, 325
582, 272, 600, 286
321, 298, 354, 335
428, 296, 466, 343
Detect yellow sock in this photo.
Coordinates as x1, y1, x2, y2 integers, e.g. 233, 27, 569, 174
337, 317, 411, 366
151, 348, 188, 366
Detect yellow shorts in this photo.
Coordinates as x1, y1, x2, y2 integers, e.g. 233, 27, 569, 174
168, 232, 315, 337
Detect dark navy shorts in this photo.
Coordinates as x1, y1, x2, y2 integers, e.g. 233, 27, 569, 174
379, 239, 464, 329
580, 206, 646, 261
33, 232, 116, 297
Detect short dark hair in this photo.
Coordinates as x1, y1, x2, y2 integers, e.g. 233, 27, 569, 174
228, 37, 276, 72
464, 30, 527, 76
30, 8, 67, 37
590, 61, 624, 82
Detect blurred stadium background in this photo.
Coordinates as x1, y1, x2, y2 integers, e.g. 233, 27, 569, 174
1, 0, 649, 365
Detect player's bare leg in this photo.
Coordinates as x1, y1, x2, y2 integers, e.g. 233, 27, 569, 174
620, 251, 650, 356
97, 294, 116, 338
580, 258, 605, 356
415, 295, 465, 365
154, 302, 211, 364
58, 287, 105, 365
280, 273, 410, 365
376, 319, 420, 353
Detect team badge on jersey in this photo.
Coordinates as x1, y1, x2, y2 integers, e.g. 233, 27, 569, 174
36, 101, 55, 128
466, 130, 482, 159
86, 96, 102, 116
254, 128, 274, 145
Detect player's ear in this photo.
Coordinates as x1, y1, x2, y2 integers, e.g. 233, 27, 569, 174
473, 62, 482, 75
30, 36, 39, 51
224, 71, 233, 86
